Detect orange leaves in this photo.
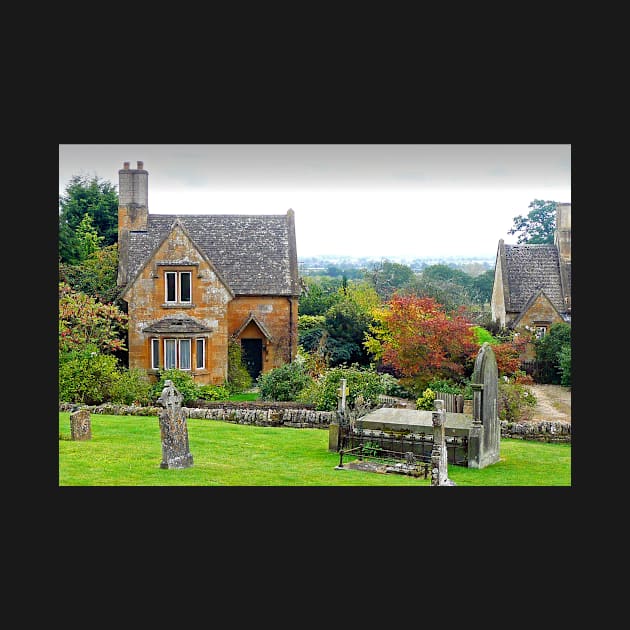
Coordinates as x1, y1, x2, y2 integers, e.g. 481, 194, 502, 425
372, 294, 477, 382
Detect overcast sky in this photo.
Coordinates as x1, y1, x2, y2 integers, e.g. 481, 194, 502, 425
58, 144, 571, 260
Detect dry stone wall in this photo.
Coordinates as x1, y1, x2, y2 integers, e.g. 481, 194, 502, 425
59, 403, 570, 442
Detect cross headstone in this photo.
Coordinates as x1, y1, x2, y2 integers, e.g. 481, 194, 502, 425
328, 378, 349, 452
156, 379, 194, 469
430, 399, 456, 486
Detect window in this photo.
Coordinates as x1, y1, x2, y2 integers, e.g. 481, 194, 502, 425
165, 271, 192, 303
151, 339, 160, 369
161, 338, 194, 370
179, 339, 191, 370
164, 339, 177, 369
196, 338, 205, 369
535, 326, 547, 339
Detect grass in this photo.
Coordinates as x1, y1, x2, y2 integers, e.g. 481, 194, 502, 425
58, 412, 571, 486
225, 392, 260, 402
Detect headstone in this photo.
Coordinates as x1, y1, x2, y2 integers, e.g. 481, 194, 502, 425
328, 378, 348, 452
156, 380, 194, 469
70, 409, 92, 441
468, 342, 500, 468
430, 400, 456, 486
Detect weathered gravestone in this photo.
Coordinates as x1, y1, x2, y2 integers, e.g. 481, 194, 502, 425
157, 380, 194, 469
468, 342, 500, 468
431, 400, 456, 486
70, 409, 92, 441
328, 378, 348, 452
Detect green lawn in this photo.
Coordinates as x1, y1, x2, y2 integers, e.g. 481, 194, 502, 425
58, 412, 571, 486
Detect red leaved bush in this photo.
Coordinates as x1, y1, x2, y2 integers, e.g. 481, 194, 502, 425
376, 294, 478, 384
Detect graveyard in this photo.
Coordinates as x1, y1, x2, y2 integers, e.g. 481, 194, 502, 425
58, 411, 571, 486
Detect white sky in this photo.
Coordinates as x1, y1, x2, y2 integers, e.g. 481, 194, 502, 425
58, 144, 571, 260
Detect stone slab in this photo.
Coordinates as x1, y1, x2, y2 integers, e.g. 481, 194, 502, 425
356, 407, 474, 436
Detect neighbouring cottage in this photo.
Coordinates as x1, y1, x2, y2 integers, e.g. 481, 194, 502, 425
116, 161, 300, 385
490, 202, 571, 360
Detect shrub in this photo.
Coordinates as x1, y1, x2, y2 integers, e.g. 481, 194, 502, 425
227, 339, 252, 393
109, 368, 154, 406
534, 322, 571, 384
151, 369, 200, 405
196, 383, 231, 401
498, 379, 537, 422
59, 348, 120, 405
258, 361, 314, 402
300, 364, 384, 411
557, 344, 571, 387
379, 372, 413, 398
416, 388, 436, 410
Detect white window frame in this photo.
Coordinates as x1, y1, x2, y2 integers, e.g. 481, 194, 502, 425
165, 271, 178, 303
164, 338, 177, 369
179, 271, 192, 303
179, 339, 191, 371
196, 338, 205, 369
535, 326, 547, 339
164, 271, 192, 303
151, 338, 160, 369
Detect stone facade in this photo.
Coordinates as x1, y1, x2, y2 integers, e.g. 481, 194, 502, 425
490, 202, 571, 360
117, 162, 300, 385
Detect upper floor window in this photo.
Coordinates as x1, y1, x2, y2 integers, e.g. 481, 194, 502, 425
535, 326, 547, 339
165, 271, 192, 303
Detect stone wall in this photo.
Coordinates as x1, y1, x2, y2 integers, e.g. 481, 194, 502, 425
500, 419, 571, 443
59, 403, 571, 442
59, 402, 334, 429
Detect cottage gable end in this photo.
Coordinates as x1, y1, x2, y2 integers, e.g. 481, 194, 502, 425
511, 288, 565, 329
122, 219, 234, 302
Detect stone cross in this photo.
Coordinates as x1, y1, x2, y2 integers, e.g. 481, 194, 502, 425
430, 399, 456, 486
156, 379, 194, 469
70, 409, 92, 441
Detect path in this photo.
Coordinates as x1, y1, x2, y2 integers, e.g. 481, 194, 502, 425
527, 383, 571, 423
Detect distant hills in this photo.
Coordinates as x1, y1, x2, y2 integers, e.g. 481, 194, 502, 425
298, 254, 495, 276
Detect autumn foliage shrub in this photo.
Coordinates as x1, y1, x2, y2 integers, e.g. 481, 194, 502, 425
365, 294, 478, 394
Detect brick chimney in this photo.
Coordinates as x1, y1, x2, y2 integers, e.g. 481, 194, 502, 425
117, 161, 149, 286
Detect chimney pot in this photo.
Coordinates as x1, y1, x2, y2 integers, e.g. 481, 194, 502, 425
137, 160, 144, 170
123, 161, 130, 169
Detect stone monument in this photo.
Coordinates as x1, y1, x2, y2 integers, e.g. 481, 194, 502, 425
70, 408, 92, 441
156, 380, 194, 469
328, 378, 348, 452
430, 399, 456, 486
468, 342, 500, 468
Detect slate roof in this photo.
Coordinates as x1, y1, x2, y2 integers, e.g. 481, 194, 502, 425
502, 244, 569, 314
143, 315, 214, 334
125, 213, 299, 296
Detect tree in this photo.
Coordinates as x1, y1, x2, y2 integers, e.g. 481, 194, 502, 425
59, 243, 123, 306
59, 281, 128, 356
75, 213, 104, 261
508, 199, 557, 244
299, 276, 343, 316
365, 294, 477, 392
323, 299, 373, 366
367, 260, 416, 300
534, 322, 571, 384
59, 173, 119, 263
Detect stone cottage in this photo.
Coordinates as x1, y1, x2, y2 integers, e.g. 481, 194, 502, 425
490, 202, 571, 360
116, 161, 300, 385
